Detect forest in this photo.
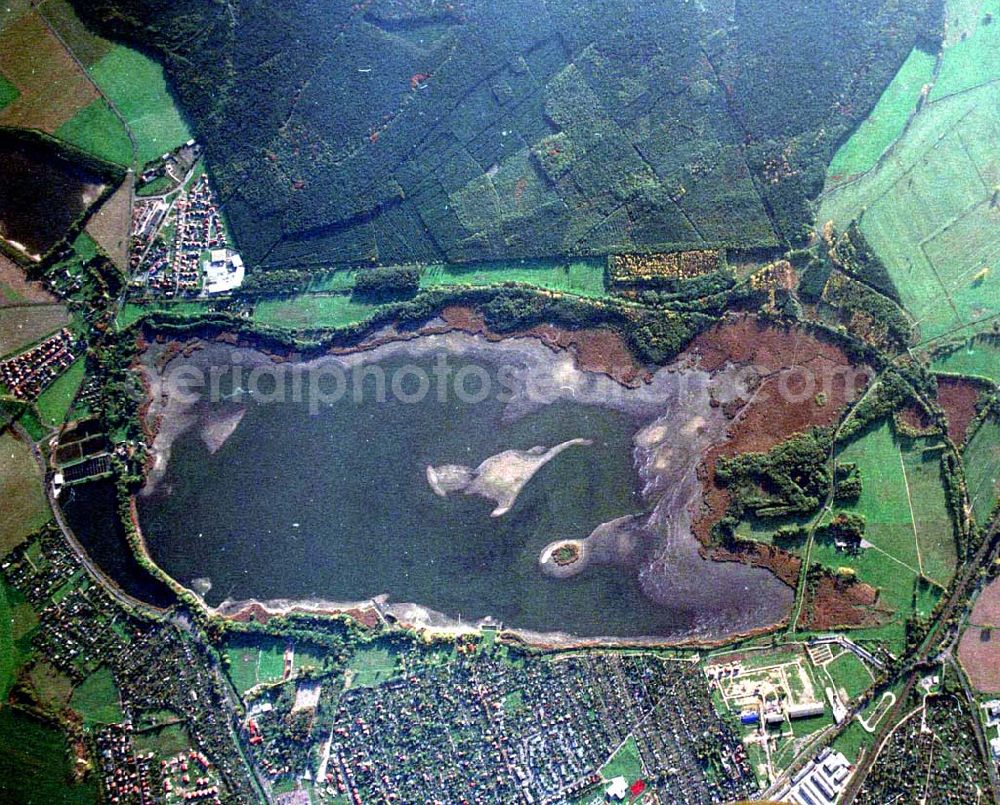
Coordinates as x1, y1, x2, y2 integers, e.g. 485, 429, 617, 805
70, 0, 942, 273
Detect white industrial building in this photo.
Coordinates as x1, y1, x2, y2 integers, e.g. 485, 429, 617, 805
203, 248, 245, 294
776, 748, 853, 804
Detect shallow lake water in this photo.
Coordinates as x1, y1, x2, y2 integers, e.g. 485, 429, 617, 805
136, 336, 794, 639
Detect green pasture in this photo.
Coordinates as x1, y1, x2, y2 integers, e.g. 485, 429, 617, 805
0, 73, 18, 110
827, 47, 936, 179
795, 423, 953, 651
36, 357, 86, 428
253, 293, 379, 330
820, 78, 1000, 343
933, 338, 1000, 384
0, 707, 98, 804
133, 722, 190, 758
0, 579, 34, 702
88, 45, 191, 165
55, 99, 132, 166
931, 0, 1000, 102
599, 735, 642, 782
420, 258, 608, 297
0, 430, 50, 556
965, 417, 1000, 526
70, 666, 123, 725
900, 443, 957, 586
832, 719, 874, 764
834, 423, 921, 571
823, 651, 874, 701
116, 301, 213, 329
305, 269, 359, 292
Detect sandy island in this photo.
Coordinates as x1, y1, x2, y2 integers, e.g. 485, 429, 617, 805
427, 438, 592, 516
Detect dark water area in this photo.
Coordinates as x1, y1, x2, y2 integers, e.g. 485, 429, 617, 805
137, 344, 793, 639
0, 132, 103, 255
60, 479, 176, 609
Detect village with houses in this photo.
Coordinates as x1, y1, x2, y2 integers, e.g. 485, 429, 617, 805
129, 146, 244, 299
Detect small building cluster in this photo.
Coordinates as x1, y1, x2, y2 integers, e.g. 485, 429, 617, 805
777, 748, 853, 805
131, 172, 244, 297
96, 723, 158, 805
0, 328, 77, 400
160, 750, 222, 803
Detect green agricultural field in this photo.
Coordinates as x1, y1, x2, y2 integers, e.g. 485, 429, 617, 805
0, 73, 18, 110
933, 337, 1000, 384
36, 356, 86, 428
827, 47, 936, 180
70, 666, 123, 726
421, 258, 608, 298
38, 0, 113, 68
820, 67, 1000, 343
88, 45, 191, 165
900, 443, 957, 586
823, 651, 874, 701
965, 417, 1000, 526
0, 430, 50, 556
55, 99, 132, 166
0, 304, 70, 357
0, 707, 98, 804
254, 293, 380, 331
0, 579, 34, 702
599, 735, 643, 782
30, 661, 73, 710
930, 0, 1000, 102
799, 423, 953, 652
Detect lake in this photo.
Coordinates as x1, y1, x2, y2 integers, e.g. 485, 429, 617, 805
136, 334, 794, 639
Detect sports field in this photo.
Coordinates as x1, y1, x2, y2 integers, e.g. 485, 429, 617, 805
820, 25, 1000, 344
965, 417, 1000, 526
56, 99, 132, 166
224, 638, 287, 695
421, 258, 608, 297
827, 47, 936, 180
254, 293, 380, 331
932, 337, 1000, 384
88, 45, 191, 165
0, 430, 49, 556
